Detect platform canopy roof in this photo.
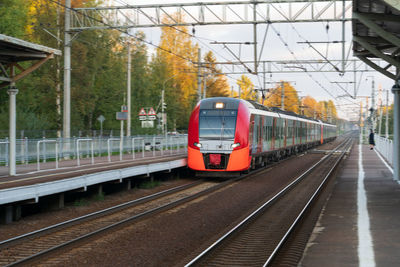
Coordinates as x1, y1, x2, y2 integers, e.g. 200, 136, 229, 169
0, 34, 61, 88
352, 0, 400, 80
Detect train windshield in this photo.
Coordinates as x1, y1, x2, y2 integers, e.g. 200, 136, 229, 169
199, 109, 237, 139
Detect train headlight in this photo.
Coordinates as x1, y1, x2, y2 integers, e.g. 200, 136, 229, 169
231, 143, 240, 148
215, 102, 225, 109
194, 142, 202, 148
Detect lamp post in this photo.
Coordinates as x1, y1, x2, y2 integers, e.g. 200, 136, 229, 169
366, 76, 375, 130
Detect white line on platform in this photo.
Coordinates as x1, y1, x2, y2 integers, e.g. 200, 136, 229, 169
358, 143, 376, 267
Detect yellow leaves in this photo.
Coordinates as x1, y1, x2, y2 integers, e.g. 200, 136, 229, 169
264, 81, 299, 113
25, 0, 59, 37
301, 96, 337, 122
236, 75, 256, 100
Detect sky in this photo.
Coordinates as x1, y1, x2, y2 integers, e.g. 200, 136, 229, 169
103, 0, 396, 121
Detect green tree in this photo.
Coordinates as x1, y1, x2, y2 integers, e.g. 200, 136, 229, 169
0, 0, 29, 38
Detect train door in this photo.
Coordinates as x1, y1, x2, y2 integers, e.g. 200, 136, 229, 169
263, 116, 272, 152
267, 116, 273, 151
275, 118, 280, 149
252, 115, 259, 154
286, 119, 291, 147
278, 118, 285, 148
272, 117, 276, 150
249, 114, 255, 154
321, 124, 324, 144
258, 116, 263, 153
283, 119, 287, 148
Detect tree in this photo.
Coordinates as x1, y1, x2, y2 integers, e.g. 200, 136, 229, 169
0, 0, 29, 38
156, 13, 199, 130
236, 75, 256, 100
264, 81, 299, 113
203, 51, 230, 98
301, 95, 318, 118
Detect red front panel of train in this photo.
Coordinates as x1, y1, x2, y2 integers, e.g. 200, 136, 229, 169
187, 100, 251, 172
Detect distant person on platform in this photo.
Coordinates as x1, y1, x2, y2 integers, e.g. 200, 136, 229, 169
369, 129, 375, 150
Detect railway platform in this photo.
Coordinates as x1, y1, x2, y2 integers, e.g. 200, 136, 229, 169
0, 152, 187, 224
300, 143, 400, 266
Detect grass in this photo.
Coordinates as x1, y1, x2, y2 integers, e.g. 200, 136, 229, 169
94, 192, 105, 201
74, 198, 89, 206
139, 180, 161, 189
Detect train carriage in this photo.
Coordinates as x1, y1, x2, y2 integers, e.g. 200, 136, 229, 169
188, 97, 336, 176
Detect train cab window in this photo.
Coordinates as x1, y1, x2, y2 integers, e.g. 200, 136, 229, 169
199, 110, 237, 140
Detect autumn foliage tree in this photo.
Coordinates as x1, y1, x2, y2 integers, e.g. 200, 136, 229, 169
235, 75, 256, 100
203, 51, 230, 98
156, 13, 199, 129
264, 81, 299, 113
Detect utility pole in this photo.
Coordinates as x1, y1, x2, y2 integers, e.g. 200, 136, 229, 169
203, 69, 207, 99
371, 77, 376, 129
341, 0, 346, 73
386, 89, 389, 138
378, 94, 383, 136
281, 81, 285, 110
162, 89, 165, 136
391, 79, 400, 182
56, 0, 61, 138
197, 48, 202, 102
253, 0, 258, 74
126, 41, 131, 137
360, 101, 364, 143
63, 0, 71, 142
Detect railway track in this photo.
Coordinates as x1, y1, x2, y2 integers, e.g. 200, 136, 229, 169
0, 179, 213, 266
186, 137, 353, 266
0, 158, 282, 267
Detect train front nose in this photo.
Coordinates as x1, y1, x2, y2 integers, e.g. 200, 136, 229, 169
188, 97, 250, 172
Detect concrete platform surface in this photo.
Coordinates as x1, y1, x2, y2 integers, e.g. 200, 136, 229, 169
301, 144, 399, 267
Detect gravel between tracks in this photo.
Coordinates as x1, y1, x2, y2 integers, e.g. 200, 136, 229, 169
0, 138, 344, 266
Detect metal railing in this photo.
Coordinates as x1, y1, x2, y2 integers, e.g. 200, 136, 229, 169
37, 140, 58, 171
76, 138, 94, 166
375, 135, 393, 167
0, 135, 187, 173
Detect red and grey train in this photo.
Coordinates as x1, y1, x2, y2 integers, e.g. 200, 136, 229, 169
188, 97, 336, 175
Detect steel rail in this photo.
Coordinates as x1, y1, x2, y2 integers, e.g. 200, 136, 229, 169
0, 180, 203, 249
263, 137, 353, 266
185, 137, 352, 266
2, 169, 264, 267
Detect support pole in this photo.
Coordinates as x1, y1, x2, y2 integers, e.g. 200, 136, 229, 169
127, 42, 131, 137
391, 81, 400, 181
281, 81, 284, 110
360, 101, 363, 143
197, 48, 202, 102
63, 0, 71, 143
203, 71, 207, 99
378, 98, 383, 136
8, 83, 18, 176
386, 89, 389, 138
341, 0, 346, 73
162, 89, 165, 136
56, 0, 61, 138
253, 0, 258, 74
120, 120, 124, 161
371, 78, 376, 129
